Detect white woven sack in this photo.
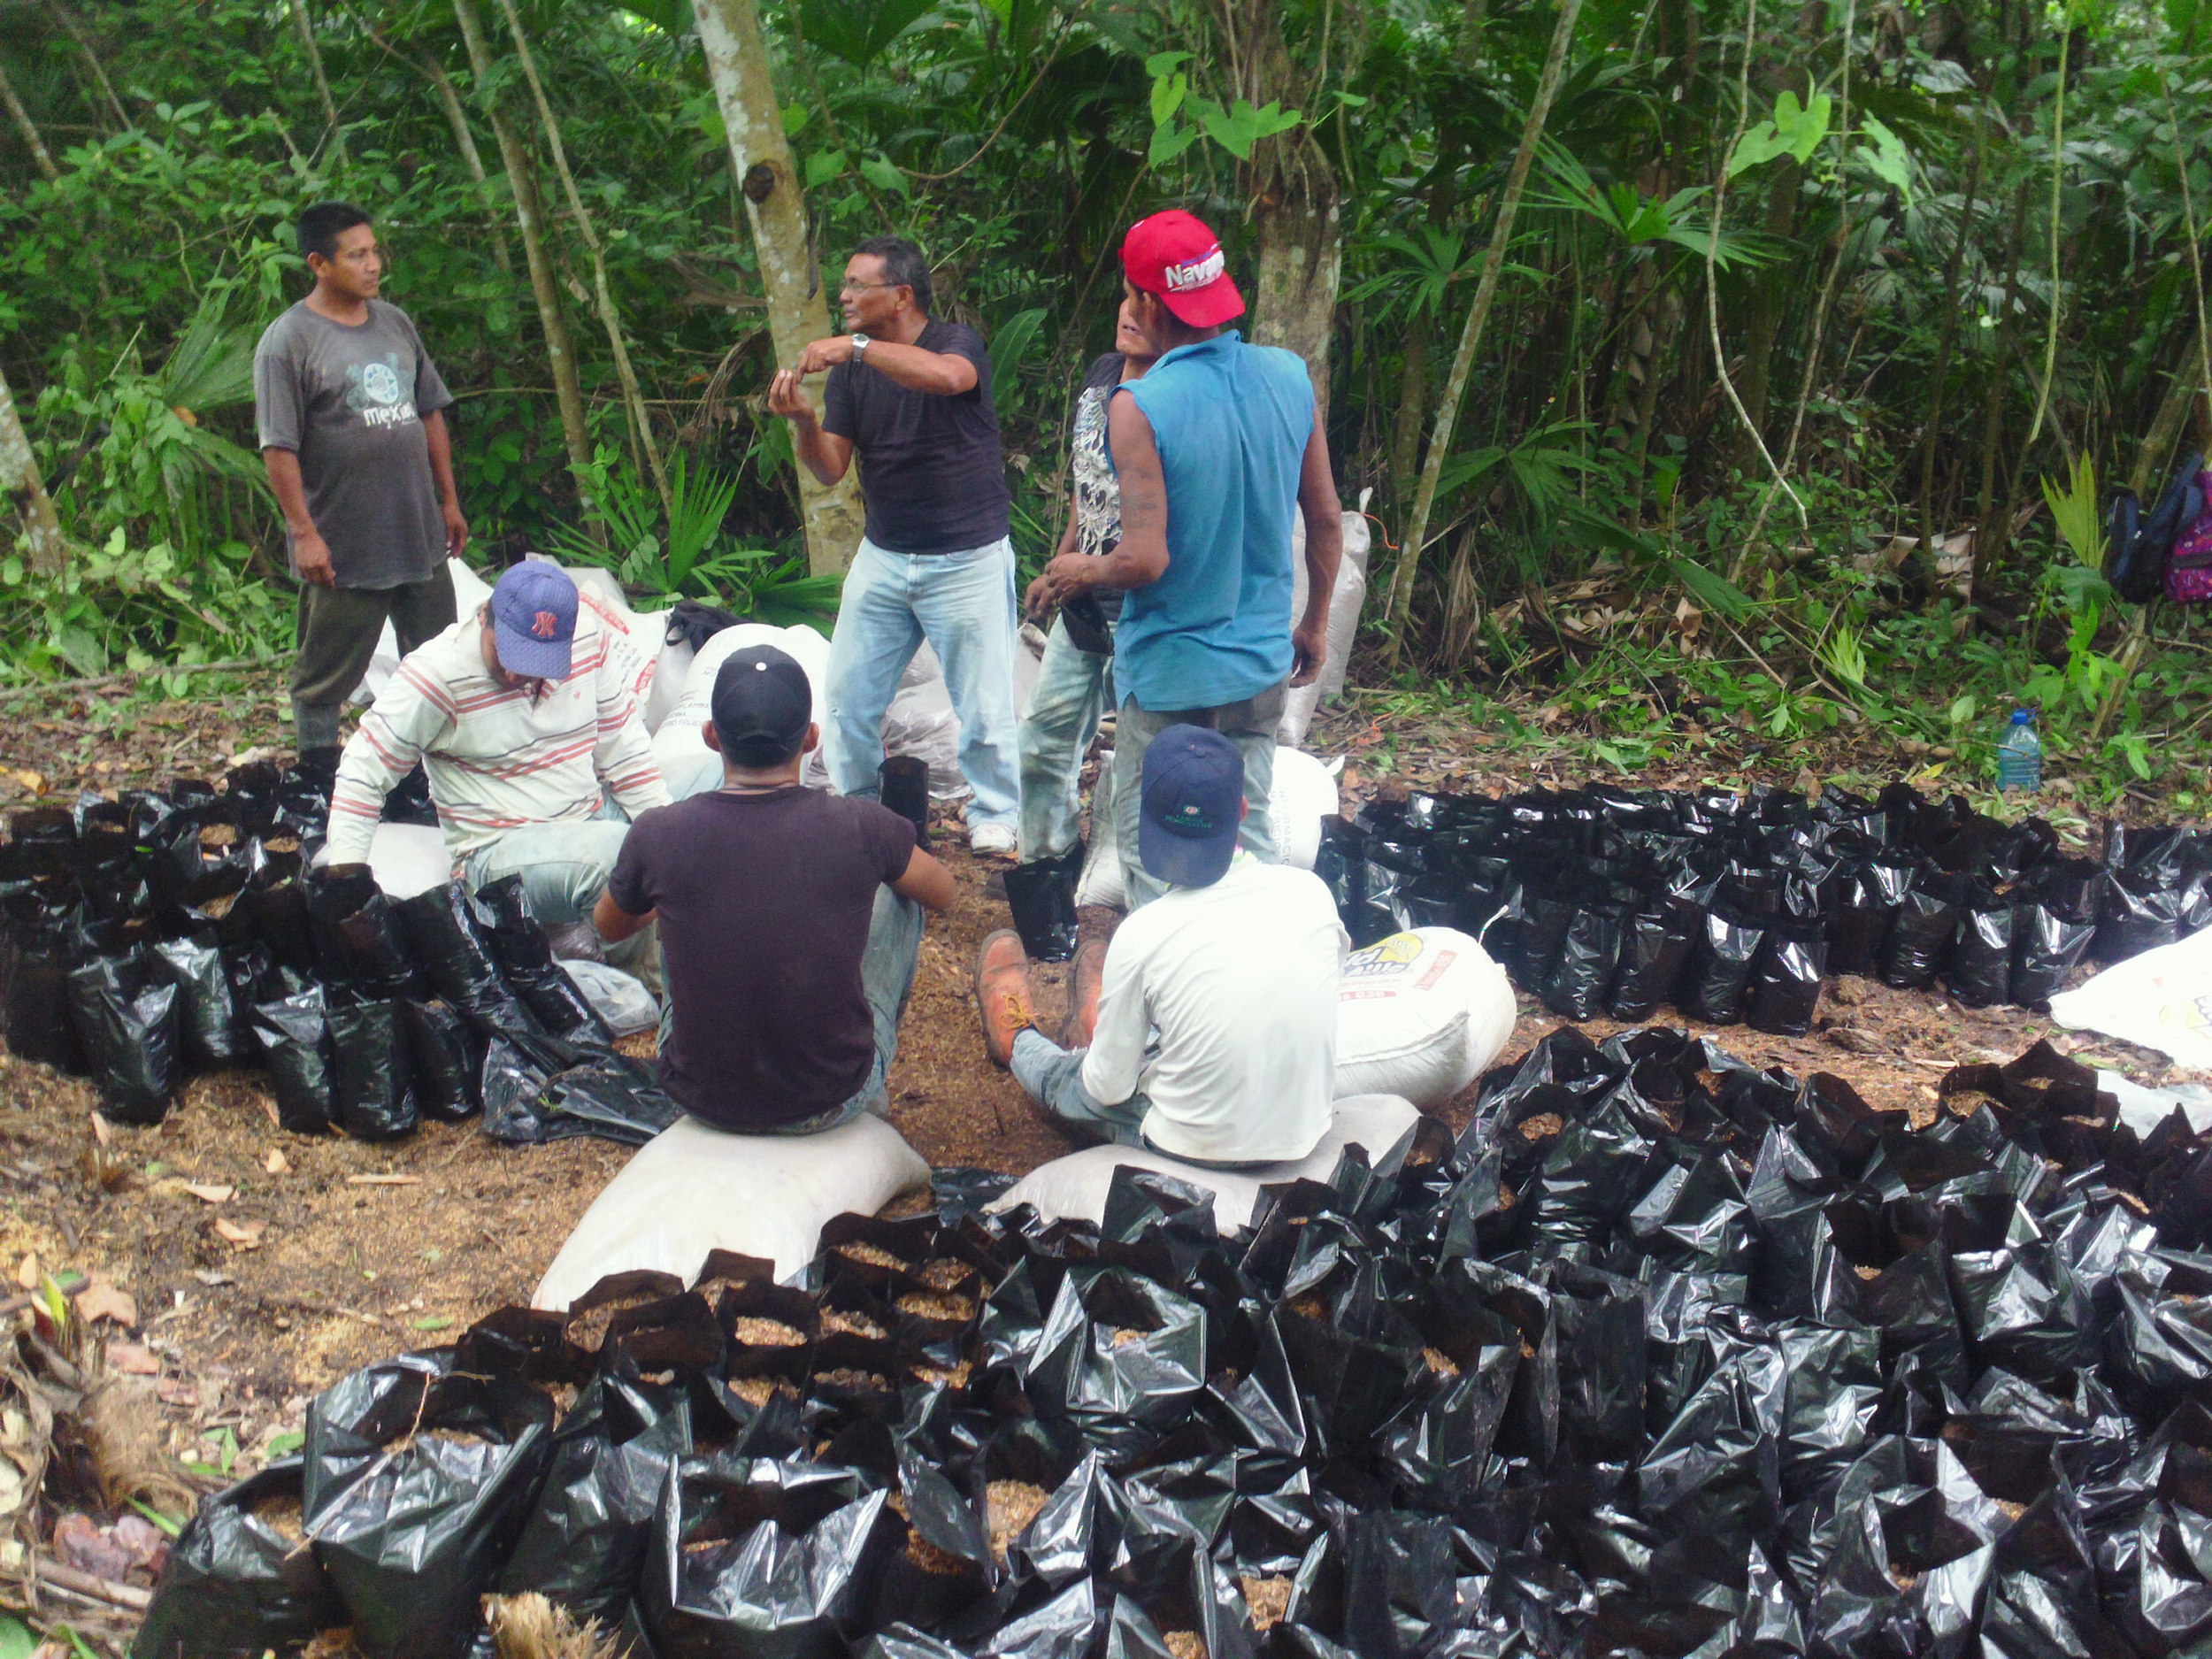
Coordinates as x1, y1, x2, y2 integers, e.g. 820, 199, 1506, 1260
365, 821, 451, 900
651, 622, 832, 796
533, 1113, 930, 1308
1075, 746, 1336, 912
990, 1094, 1420, 1235
1334, 927, 1515, 1107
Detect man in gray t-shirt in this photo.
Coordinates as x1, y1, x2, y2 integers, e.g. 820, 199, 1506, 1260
254, 200, 468, 771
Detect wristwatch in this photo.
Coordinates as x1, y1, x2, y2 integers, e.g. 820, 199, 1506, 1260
850, 333, 872, 362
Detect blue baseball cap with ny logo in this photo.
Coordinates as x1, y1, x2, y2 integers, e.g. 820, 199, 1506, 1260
1139, 724, 1245, 888
489, 561, 578, 680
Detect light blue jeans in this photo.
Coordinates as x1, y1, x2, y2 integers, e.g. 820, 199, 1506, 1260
1111, 680, 1286, 911
1018, 614, 1115, 863
461, 818, 657, 978
661, 887, 925, 1134
825, 535, 1020, 830
1010, 1028, 1275, 1169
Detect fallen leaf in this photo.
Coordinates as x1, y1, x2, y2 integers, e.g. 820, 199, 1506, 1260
263, 1148, 290, 1175
180, 1182, 235, 1204
106, 1343, 160, 1376
76, 1278, 136, 1327
346, 1174, 420, 1187
212, 1217, 266, 1248
90, 1114, 112, 1147
13, 769, 42, 794
13, 1256, 36, 1291
154, 1379, 198, 1409
191, 1270, 234, 1287
412, 1315, 453, 1332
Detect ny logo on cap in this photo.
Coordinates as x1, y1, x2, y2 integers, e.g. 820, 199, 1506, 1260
531, 610, 560, 640
1164, 247, 1225, 292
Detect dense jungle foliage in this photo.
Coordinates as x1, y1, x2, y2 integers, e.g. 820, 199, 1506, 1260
5, 0, 2212, 800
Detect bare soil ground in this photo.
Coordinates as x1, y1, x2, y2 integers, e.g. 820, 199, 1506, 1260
0, 675, 2195, 1495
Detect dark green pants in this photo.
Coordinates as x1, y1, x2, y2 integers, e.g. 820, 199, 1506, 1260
290, 567, 458, 749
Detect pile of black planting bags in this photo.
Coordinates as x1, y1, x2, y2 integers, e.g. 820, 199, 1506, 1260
0, 764, 672, 1146
1317, 779, 2212, 1034
136, 1026, 2212, 1659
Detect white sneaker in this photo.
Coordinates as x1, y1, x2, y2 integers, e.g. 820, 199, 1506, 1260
969, 822, 1017, 856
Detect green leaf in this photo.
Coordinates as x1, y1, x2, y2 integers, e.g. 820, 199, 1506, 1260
614, 0, 691, 29
1149, 70, 1187, 127
413, 1314, 454, 1331
2040, 453, 2101, 567
780, 103, 810, 137
1665, 555, 1755, 620
803, 149, 847, 188
128, 1497, 185, 1539
795, 0, 935, 66
1147, 119, 1199, 168
0, 1612, 36, 1659
1774, 87, 1832, 164
1144, 50, 1192, 79
1854, 115, 1915, 202
990, 306, 1048, 408
857, 156, 907, 196
266, 1430, 305, 1457
1728, 120, 1792, 178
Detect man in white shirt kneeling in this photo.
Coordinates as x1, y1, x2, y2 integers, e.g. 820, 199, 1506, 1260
976, 724, 1348, 1168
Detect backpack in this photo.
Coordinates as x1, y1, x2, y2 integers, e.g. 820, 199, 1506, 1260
2106, 449, 2203, 603
2167, 472, 2212, 603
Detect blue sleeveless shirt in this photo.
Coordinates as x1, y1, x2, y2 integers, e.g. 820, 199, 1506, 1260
1113, 332, 1314, 710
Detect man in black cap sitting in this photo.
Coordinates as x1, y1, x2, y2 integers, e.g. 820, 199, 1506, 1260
595, 644, 956, 1134
975, 724, 1346, 1166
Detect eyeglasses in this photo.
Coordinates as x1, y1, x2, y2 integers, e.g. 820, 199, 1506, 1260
838, 280, 899, 296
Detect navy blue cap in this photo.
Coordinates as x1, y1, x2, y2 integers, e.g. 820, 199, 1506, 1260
489, 562, 579, 680
1138, 725, 1244, 888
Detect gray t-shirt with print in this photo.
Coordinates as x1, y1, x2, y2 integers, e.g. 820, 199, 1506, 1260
253, 297, 455, 589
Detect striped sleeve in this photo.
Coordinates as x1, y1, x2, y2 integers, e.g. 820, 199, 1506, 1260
326, 662, 454, 864
592, 621, 670, 818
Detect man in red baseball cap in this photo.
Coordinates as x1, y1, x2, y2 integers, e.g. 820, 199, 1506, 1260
1035, 209, 1344, 910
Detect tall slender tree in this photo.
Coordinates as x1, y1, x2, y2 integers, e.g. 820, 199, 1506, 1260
1, 362, 69, 578
695, 0, 865, 575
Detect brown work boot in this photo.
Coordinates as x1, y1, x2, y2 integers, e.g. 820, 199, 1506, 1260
975, 929, 1037, 1068
1063, 937, 1107, 1050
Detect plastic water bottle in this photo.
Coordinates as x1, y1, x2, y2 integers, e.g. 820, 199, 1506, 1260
1996, 709, 2043, 793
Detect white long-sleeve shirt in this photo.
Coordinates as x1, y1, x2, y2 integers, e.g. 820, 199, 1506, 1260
326, 606, 669, 866
1081, 856, 1348, 1164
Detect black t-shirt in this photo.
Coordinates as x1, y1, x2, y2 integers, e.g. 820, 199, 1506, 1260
823, 319, 1011, 555
607, 787, 916, 1132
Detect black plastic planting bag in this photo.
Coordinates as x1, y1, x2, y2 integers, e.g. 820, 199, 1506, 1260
1746, 926, 1825, 1037
1607, 905, 1696, 1023
499, 1371, 691, 1626
309, 868, 425, 997
66, 952, 179, 1125
130, 1460, 345, 1659
1542, 906, 1621, 1021
2095, 868, 2187, 964
1947, 887, 2016, 1009
2, 898, 88, 1072
403, 998, 481, 1120
1681, 910, 1764, 1025
1005, 847, 1082, 963
1879, 870, 1962, 990
1826, 857, 1911, 978
327, 995, 420, 1140
394, 883, 534, 1037
150, 933, 248, 1069
476, 875, 611, 1046
303, 1351, 555, 1659
533, 1057, 681, 1147
642, 1455, 891, 1659
250, 988, 334, 1133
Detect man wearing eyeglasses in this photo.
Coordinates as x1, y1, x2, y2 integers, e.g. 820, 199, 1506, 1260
765, 236, 1021, 856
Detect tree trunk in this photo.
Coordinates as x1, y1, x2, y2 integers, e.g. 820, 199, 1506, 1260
1916, 119, 1985, 549
694, 0, 865, 576
490, 0, 671, 515
1381, 0, 1586, 657
1971, 179, 2032, 603
449, 0, 595, 497
1251, 186, 1343, 421
0, 58, 59, 180
1735, 159, 1801, 445
290, 0, 347, 164
2129, 320, 2205, 497
417, 50, 511, 273
1387, 324, 1430, 504
0, 362, 70, 578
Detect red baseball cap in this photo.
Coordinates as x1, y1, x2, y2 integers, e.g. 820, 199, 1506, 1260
1120, 210, 1245, 328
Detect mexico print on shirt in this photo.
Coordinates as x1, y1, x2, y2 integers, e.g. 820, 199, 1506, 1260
345, 352, 419, 431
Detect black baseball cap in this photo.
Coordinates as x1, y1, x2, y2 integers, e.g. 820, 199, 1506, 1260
1139, 725, 1244, 887
710, 645, 813, 766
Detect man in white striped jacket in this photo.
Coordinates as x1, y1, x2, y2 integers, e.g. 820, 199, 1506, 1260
323, 562, 670, 966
